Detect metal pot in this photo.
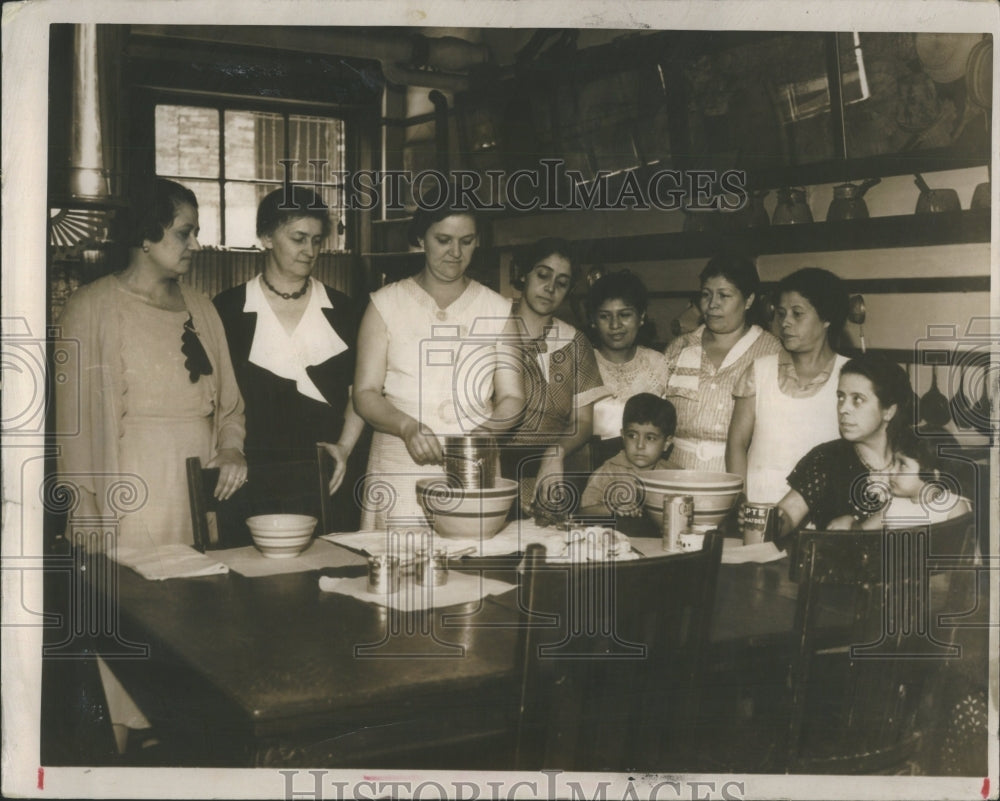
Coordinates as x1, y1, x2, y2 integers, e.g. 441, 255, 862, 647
827, 178, 881, 221
914, 173, 961, 214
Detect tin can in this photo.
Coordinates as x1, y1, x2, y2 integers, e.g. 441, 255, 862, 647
367, 554, 400, 595
415, 548, 449, 587
742, 502, 774, 545
662, 494, 694, 552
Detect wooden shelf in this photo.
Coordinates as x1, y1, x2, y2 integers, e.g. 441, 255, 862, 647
365, 210, 991, 269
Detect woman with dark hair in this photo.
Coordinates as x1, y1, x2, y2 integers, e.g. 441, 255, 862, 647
663, 254, 781, 472
772, 353, 915, 536
213, 186, 365, 525
727, 267, 851, 504
354, 183, 524, 528
505, 237, 609, 514
586, 270, 669, 440
55, 177, 246, 751
57, 177, 246, 545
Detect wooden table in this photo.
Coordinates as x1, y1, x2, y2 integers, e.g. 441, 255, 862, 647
67, 538, 803, 768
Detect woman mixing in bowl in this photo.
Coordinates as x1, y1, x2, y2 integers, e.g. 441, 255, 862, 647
505, 238, 609, 515
663, 254, 780, 472
213, 187, 365, 527
587, 270, 668, 441
353, 185, 524, 529
726, 267, 850, 505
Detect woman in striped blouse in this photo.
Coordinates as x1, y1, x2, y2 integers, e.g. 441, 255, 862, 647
662, 255, 781, 473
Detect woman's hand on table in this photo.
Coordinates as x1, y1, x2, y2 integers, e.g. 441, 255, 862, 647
400, 418, 443, 465
318, 441, 350, 494
826, 514, 857, 530
207, 448, 248, 500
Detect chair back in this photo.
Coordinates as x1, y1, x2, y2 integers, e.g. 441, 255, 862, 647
785, 513, 977, 773
514, 529, 724, 771
186, 445, 335, 551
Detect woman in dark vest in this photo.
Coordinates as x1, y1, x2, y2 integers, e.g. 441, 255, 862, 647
213, 186, 364, 529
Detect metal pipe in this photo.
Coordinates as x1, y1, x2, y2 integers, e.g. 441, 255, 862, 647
69, 24, 108, 199
428, 90, 450, 174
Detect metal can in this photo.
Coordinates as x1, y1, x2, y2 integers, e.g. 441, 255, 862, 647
742, 502, 774, 545
662, 494, 694, 552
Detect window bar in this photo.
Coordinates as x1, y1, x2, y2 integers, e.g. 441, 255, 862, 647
824, 32, 848, 162
217, 106, 226, 246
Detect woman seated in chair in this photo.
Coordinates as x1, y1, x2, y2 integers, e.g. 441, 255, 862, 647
770, 353, 915, 539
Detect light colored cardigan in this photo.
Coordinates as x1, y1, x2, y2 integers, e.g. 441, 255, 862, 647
55, 274, 245, 515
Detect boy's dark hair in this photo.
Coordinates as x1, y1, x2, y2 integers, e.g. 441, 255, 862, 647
895, 432, 942, 484
622, 393, 677, 438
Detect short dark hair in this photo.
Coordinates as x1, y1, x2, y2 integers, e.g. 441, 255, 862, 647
511, 237, 581, 291
775, 267, 849, 350
699, 254, 761, 300
840, 353, 915, 452
256, 186, 332, 239
113, 177, 198, 249
622, 393, 677, 438
895, 433, 943, 484
407, 179, 479, 246
585, 270, 649, 320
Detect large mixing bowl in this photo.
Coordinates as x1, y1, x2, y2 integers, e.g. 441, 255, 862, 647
247, 514, 317, 559
637, 470, 743, 531
416, 478, 517, 540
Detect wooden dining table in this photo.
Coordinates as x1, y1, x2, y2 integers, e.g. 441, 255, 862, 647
72, 535, 807, 768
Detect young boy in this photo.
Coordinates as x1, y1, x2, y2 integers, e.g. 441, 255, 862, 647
580, 393, 676, 519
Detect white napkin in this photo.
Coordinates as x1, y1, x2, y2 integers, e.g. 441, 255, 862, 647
318, 571, 515, 612
720, 538, 787, 564
112, 543, 229, 581
216, 539, 366, 578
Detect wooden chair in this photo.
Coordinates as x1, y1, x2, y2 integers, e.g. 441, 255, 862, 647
514, 529, 724, 771
784, 513, 977, 774
186, 445, 335, 552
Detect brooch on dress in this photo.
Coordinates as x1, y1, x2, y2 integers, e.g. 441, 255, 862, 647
181, 314, 214, 383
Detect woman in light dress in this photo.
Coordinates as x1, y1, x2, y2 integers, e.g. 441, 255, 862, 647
353, 187, 524, 529
587, 270, 669, 443
56, 178, 246, 753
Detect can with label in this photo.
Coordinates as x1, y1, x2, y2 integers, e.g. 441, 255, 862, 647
742, 502, 775, 545
662, 494, 694, 552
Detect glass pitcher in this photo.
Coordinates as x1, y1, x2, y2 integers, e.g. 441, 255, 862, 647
772, 188, 812, 225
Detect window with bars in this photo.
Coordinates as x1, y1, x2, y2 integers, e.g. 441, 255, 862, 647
154, 104, 347, 250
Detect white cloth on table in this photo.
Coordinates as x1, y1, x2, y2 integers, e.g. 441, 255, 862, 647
111, 542, 229, 580
360, 278, 512, 529
318, 571, 516, 612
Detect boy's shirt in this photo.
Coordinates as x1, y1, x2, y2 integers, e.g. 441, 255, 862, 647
581, 449, 672, 512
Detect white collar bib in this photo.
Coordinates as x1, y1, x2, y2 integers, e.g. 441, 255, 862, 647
244, 275, 348, 404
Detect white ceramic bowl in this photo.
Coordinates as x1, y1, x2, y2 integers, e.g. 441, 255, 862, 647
416, 478, 518, 540
246, 514, 317, 559
637, 470, 743, 531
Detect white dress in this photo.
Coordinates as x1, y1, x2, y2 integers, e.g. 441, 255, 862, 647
360, 277, 512, 529
745, 352, 848, 504
592, 347, 669, 439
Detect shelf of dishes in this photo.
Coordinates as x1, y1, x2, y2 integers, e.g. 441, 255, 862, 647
365, 208, 991, 269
